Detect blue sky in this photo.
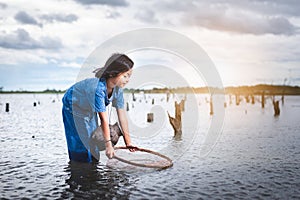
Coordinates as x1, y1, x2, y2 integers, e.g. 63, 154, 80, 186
0, 0, 300, 91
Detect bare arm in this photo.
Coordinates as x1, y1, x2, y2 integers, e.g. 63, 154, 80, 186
98, 111, 114, 158
116, 108, 133, 147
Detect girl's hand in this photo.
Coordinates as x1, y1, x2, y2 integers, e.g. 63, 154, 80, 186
126, 144, 138, 152
105, 143, 115, 159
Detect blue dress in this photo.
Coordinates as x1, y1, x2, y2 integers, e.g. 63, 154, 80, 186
62, 78, 124, 162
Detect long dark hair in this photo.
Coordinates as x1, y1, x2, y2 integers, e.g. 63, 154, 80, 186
94, 53, 134, 79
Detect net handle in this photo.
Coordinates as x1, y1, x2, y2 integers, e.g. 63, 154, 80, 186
113, 146, 173, 169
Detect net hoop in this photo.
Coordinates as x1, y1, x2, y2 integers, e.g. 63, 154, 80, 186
113, 146, 173, 169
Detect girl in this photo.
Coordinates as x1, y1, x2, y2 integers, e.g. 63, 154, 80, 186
62, 53, 134, 162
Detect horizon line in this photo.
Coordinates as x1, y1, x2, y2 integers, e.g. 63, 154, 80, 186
0, 83, 299, 93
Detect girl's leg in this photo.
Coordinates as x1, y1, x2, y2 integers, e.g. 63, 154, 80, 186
62, 107, 93, 162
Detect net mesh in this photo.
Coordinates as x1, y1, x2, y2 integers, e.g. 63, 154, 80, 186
107, 146, 173, 170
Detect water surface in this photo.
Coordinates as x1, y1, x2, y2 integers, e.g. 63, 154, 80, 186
1, 94, 299, 199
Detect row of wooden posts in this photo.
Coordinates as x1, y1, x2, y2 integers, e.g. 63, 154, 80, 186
210, 93, 282, 117
130, 92, 282, 136
3, 93, 281, 138
3, 93, 282, 117
4, 101, 40, 112
129, 92, 282, 122
3, 96, 61, 112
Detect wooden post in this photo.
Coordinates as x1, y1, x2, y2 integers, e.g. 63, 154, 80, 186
209, 96, 214, 115
281, 94, 284, 106
5, 103, 9, 112
261, 92, 265, 109
235, 94, 240, 106
251, 95, 255, 104
147, 113, 154, 122
273, 100, 280, 116
245, 95, 250, 103
168, 101, 182, 136
179, 99, 185, 112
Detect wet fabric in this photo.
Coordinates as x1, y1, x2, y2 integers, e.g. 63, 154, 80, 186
62, 78, 124, 162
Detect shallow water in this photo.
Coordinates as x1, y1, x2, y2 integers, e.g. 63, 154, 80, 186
0, 93, 300, 199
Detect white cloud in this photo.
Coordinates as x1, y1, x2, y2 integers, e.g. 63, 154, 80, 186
134, 10, 158, 24
1, 0, 300, 90
73, 0, 129, 7
40, 13, 78, 23
0, 48, 48, 65
185, 9, 298, 35
0, 28, 62, 49
14, 11, 42, 27
155, 1, 299, 35
0, 2, 7, 9
60, 61, 82, 68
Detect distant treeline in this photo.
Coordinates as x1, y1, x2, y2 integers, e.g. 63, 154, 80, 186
1, 84, 300, 95
0, 89, 65, 94
224, 85, 300, 95
124, 84, 300, 95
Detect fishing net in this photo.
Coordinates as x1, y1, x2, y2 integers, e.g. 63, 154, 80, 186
107, 146, 173, 170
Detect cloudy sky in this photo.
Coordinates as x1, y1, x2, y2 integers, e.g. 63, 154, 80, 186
0, 0, 300, 91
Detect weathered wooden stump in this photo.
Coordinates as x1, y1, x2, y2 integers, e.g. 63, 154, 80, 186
168, 101, 182, 136
147, 113, 154, 122
273, 100, 280, 116
180, 99, 185, 112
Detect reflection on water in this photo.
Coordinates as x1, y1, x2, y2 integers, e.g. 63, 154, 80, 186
61, 161, 135, 199
1, 93, 300, 199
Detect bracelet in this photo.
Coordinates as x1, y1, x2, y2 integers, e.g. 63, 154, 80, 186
105, 140, 111, 143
